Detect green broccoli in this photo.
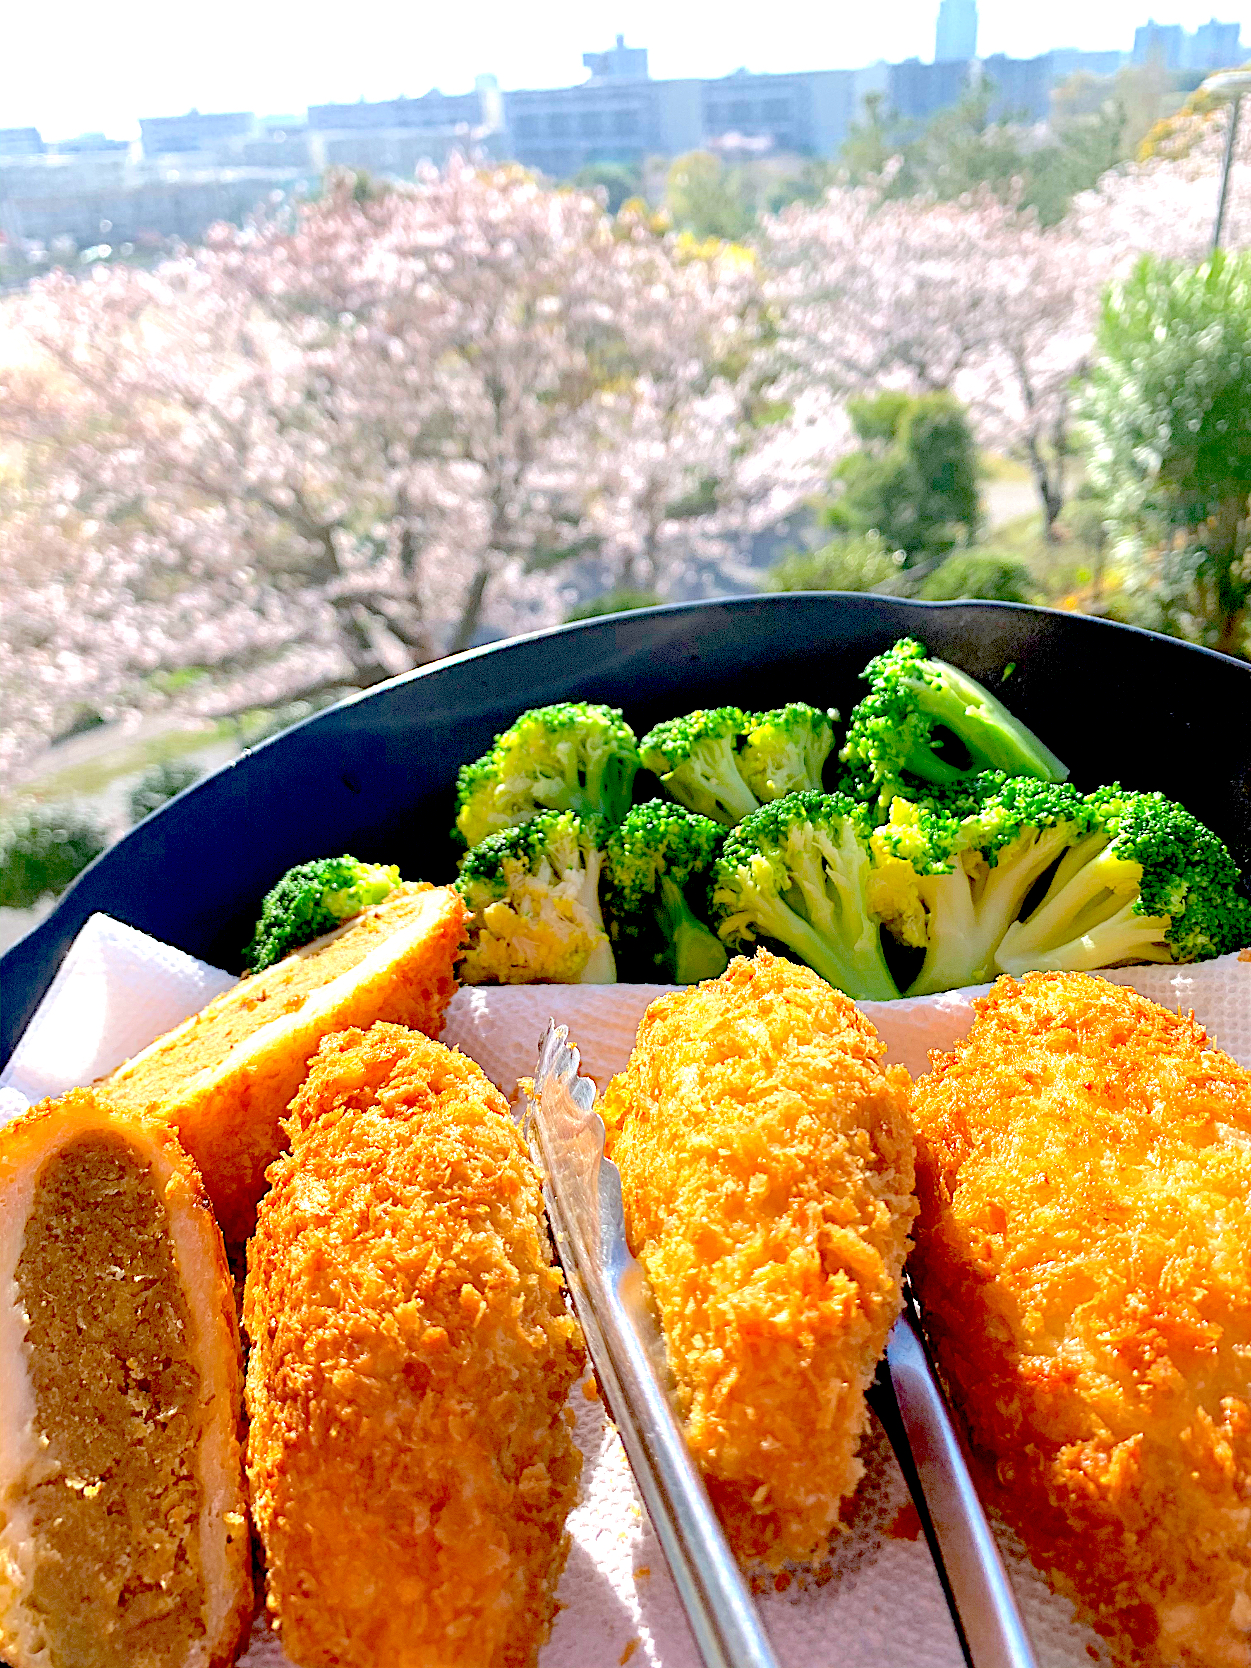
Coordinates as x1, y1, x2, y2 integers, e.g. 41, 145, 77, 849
840, 637, 1068, 810
639, 707, 761, 827
454, 703, 640, 850
455, 809, 616, 985
606, 800, 728, 984
245, 855, 401, 972
869, 775, 1097, 995
995, 787, 1251, 976
739, 703, 836, 802
710, 790, 899, 1001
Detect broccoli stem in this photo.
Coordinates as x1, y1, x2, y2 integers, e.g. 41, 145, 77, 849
995, 846, 1143, 969
995, 898, 1173, 975
905, 664, 1068, 783
656, 875, 728, 983
566, 846, 618, 983
908, 824, 1081, 996
727, 881, 898, 1002
666, 735, 761, 827
578, 935, 619, 983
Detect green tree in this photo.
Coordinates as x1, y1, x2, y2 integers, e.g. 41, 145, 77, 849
1080, 253, 1251, 657
128, 758, 204, 825
823, 392, 981, 563
570, 161, 643, 215
838, 67, 1177, 227
838, 93, 912, 187
919, 550, 1034, 603
664, 151, 755, 241
0, 806, 108, 907
764, 531, 909, 594
565, 588, 661, 621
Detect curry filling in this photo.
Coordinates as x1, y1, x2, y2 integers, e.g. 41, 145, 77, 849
14, 1134, 206, 1668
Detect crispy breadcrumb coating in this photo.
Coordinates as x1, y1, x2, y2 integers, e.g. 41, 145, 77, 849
601, 949, 916, 1567
243, 1023, 584, 1668
911, 972, 1251, 1668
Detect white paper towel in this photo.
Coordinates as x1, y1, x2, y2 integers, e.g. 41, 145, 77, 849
4, 918, 1249, 1667
0, 913, 236, 1106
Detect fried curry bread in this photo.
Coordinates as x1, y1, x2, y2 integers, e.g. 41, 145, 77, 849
244, 1023, 584, 1668
105, 882, 464, 1246
911, 972, 1251, 1668
601, 949, 916, 1567
0, 1089, 251, 1668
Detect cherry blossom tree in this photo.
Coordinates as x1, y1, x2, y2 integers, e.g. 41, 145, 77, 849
1071, 95, 1251, 263
761, 186, 1117, 535
0, 162, 788, 789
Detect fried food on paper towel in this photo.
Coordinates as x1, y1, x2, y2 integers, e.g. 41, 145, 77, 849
911, 972, 1251, 1668
601, 948, 916, 1567
0, 1089, 251, 1668
244, 1023, 584, 1668
104, 883, 465, 1246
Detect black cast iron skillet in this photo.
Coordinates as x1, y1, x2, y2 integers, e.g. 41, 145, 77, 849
3, 594, 1249, 1067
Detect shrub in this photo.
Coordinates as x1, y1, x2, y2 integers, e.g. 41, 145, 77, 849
765, 532, 910, 594
919, 550, 1035, 603
565, 589, 662, 622
0, 806, 109, 908
128, 759, 204, 825
1080, 252, 1251, 656
823, 391, 981, 561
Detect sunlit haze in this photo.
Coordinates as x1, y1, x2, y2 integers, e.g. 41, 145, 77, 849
6, 0, 1249, 141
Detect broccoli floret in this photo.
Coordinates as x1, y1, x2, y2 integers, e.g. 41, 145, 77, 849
640, 708, 761, 827
245, 855, 401, 972
739, 703, 837, 802
995, 786, 1251, 976
840, 637, 1068, 810
711, 790, 899, 1000
454, 702, 640, 849
870, 775, 1097, 995
455, 809, 616, 985
606, 800, 728, 984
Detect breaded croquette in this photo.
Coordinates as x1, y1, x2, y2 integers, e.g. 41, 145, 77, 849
601, 949, 916, 1567
243, 1023, 584, 1668
911, 972, 1251, 1668
106, 884, 465, 1247
0, 1089, 252, 1668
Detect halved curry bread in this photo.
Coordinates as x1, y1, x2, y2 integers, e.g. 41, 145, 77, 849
0, 1088, 252, 1668
104, 883, 465, 1245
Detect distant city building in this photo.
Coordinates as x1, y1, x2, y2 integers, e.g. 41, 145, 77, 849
503, 59, 885, 177
582, 35, 649, 82
1133, 20, 1186, 66
889, 58, 973, 121
0, 129, 45, 157
1048, 47, 1127, 81
935, 0, 978, 64
10, 9, 1240, 262
54, 133, 131, 155
307, 83, 506, 174
139, 110, 255, 157
1133, 17, 1241, 70
1185, 17, 1243, 68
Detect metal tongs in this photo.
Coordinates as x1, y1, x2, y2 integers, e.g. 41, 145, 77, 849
526, 1020, 1039, 1668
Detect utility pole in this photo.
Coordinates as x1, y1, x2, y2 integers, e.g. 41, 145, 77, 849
1202, 70, 1251, 252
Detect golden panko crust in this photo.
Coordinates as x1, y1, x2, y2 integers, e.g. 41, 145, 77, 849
601, 949, 916, 1567
105, 884, 466, 1247
911, 971, 1251, 1668
244, 1023, 585, 1668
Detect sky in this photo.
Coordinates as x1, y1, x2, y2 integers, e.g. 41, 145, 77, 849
5, 0, 1249, 141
